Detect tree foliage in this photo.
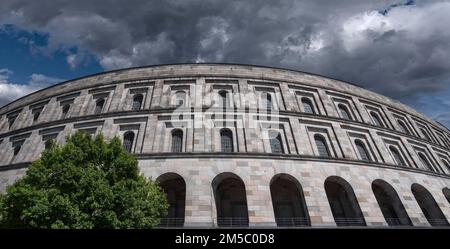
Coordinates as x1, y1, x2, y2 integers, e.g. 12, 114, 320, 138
0, 131, 168, 228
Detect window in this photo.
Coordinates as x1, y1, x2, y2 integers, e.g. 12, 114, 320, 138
95, 98, 105, 114
132, 94, 143, 111
269, 131, 284, 154
219, 91, 228, 109
175, 91, 186, 107
420, 128, 431, 141
171, 129, 183, 153
370, 112, 383, 127
302, 98, 314, 114
418, 153, 433, 172
397, 120, 410, 135
314, 134, 330, 157
442, 159, 450, 172
389, 146, 405, 166
220, 129, 234, 152
61, 104, 70, 119
355, 140, 371, 161
8, 116, 16, 128
338, 104, 351, 120
13, 144, 21, 156
123, 131, 135, 153
33, 110, 41, 123
266, 93, 272, 110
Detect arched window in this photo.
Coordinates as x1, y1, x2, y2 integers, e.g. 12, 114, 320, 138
420, 128, 431, 141
132, 94, 143, 111
411, 183, 449, 226
301, 98, 314, 114
269, 131, 284, 154
61, 104, 70, 119
220, 129, 234, 152
397, 120, 410, 135
389, 146, 405, 166
157, 173, 186, 227
270, 174, 310, 227
219, 90, 228, 109
33, 110, 41, 123
123, 131, 135, 153
8, 116, 16, 128
372, 179, 412, 226
175, 91, 186, 107
314, 134, 330, 157
443, 188, 450, 204
266, 93, 273, 110
325, 176, 366, 226
442, 159, 450, 172
338, 104, 351, 120
370, 112, 383, 127
212, 172, 249, 227
171, 129, 183, 153
355, 140, 371, 161
13, 144, 21, 156
418, 153, 434, 172
95, 98, 105, 114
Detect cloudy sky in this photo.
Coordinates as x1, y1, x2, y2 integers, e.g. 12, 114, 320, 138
0, 0, 450, 128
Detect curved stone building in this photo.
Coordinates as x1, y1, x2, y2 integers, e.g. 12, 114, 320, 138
0, 63, 449, 227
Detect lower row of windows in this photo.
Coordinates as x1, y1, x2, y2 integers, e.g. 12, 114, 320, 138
156, 172, 450, 227
120, 128, 450, 175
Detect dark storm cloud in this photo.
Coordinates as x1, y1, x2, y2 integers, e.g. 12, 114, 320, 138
1, 0, 450, 126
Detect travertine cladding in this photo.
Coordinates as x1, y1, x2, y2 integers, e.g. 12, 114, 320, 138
0, 63, 449, 227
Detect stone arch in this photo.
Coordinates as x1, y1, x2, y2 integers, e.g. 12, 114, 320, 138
212, 172, 249, 227
411, 183, 449, 226
270, 173, 310, 227
372, 179, 412, 226
156, 172, 186, 227
443, 188, 450, 204
324, 176, 366, 226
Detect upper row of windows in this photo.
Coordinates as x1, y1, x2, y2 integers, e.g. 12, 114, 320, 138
1, 85, 450, 150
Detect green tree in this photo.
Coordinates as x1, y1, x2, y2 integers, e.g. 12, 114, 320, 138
0, 131, 168, 228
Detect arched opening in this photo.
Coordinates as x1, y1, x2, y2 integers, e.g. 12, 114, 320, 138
269, 131, 284, 154
397, 120, 410, 135
411, 183, 449, 226
372, 179, 412, 226
95, 98, 105, 114
266, 93, 273, 110
325, 176, 366, 226
219, 90, 228, 109
61, 104, 70, 119
418, 152, 434, 172
171, 129, 183, 153
123, 131, 135, 153
270, 174, 310, 227
420, 128, 431, 141
355, 139, 371, 161
389, 146, 405, 166
220, 129, 234, 152
443, 188, 450, 204
370, 112, 383, 127
301, 98, 314, 114
132, 94, 143, 111
175, 91, 186, 107
338, 104, 351, 120
212, 172, 249, 227
33, 110, 41, 123
157, 173, 186, 227
314, 134, 330, 158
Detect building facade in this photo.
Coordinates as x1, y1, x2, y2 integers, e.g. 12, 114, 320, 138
0, 63, 449, 227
